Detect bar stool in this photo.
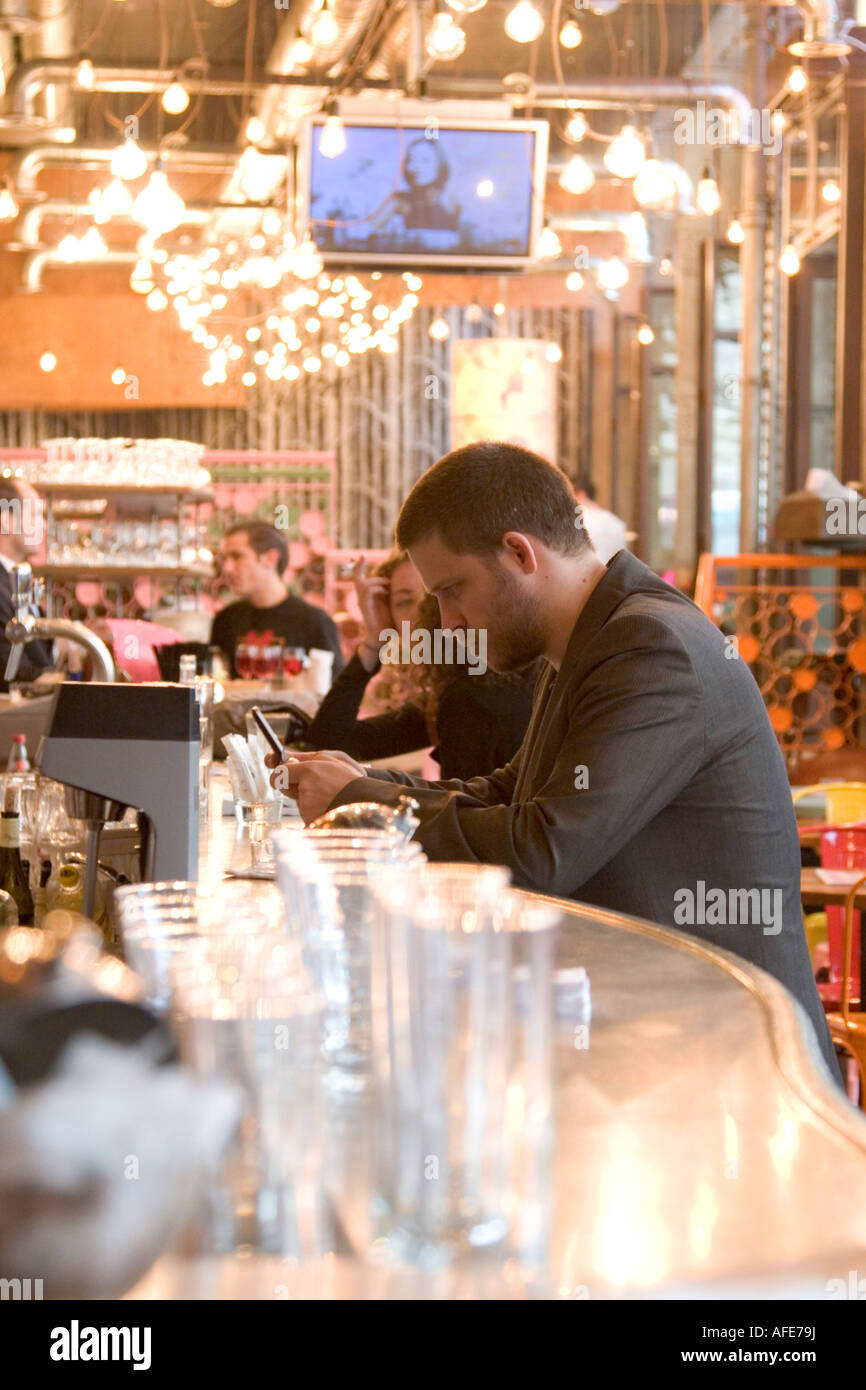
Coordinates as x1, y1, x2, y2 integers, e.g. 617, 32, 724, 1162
825, 870, 866, 1110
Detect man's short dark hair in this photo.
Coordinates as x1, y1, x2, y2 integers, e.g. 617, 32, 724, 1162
395, 442, 589, 558
225, 520, 288, 575
0, 475, 23, 506
574, 475, 597, 502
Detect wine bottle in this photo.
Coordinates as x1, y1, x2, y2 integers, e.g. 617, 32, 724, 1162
0, 786, 34, 925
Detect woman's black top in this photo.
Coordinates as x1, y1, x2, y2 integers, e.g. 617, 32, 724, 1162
307, 654, 539, 781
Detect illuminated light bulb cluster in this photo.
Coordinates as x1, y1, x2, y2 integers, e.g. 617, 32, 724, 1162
319, 112, 346, 159
597, 257, 629, 294
56, 226, 108, 262
162, 80, 190, 115
788, 64, 808, 94
133, 169, 186, 235
425, 12, 467, 60
559, 20, 582, 48
695, 168, 721, 216
505, 2, 544, 42
604, 126, 645, 180
536, 223, 563, 260
559, 155, 595, 195
93, 178, 133, 223
633, 159, 678, 211
111, 137, 148, 181
311, 2, 338, 46
566, 110, 589, 143
0, 181, 18, 221
779, 243, 800, 276
727, 216, 745, 245
151, 214, 424, 387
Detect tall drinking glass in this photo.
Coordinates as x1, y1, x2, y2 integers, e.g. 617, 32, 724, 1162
272, 832, 425, 1091
369, 867, 557, 1269
170, 931, 325, 1255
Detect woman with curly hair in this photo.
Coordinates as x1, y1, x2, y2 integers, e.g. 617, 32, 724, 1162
307, 552, 537, 780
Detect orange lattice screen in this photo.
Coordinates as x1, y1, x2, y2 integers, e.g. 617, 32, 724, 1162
694, 554, 866, 762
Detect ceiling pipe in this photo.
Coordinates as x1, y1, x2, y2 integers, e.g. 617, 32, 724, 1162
547, 211, 653, 262
21, 248, 138, 292
12, 198, 267, 248
427, 78, 755, 132
791, 1, 851, 56
2, 59, 394, 126
11, 144, 239, 198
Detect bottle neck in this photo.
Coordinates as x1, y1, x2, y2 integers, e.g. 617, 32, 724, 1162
0, 814, 21, 850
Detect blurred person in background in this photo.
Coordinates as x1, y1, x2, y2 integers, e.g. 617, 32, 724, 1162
0, 476, 53, 690
308, 552, 538, 780
574, 476, 629, 565
211, 520, 344, 679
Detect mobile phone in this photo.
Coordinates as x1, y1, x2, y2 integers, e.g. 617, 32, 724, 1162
250, 705, 284, 758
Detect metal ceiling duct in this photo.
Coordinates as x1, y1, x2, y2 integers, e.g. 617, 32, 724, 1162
11, 144, 239, 198
13, 199, 246, 249
22, 248, 138, 293
790, 1, 851, 57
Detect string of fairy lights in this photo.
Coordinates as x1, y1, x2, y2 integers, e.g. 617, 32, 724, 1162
0, 0, 848, 381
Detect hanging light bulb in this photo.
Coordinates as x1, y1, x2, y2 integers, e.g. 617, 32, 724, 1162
39, 351, 57, 373
779, 242, 801, 276
130, 257, 155, 293
111, 366, 126, 385
242, 371, 256, 387
566, 110, 589, 142
659, 251, 673, 277
146, 287, 168, 311
78, 226, 107, 257
545, 342, 563, 362
0, 181, 18, 221
75, 57, 95, 90
311, 2, 338, 46
245, 115, 266, 145
788, 64, 808, 94
559, 155, 595, 195
94, 177, 133, 222
822, 179, 841, 204
133, 168, 186, 234
162, 79, 190, 115
293, 238, 324, 280
637, 324, 655, 346
695, 168, 721, 216
292, 35, 314, 64
633, 159, 678, 211
319, 110, 347, 159
727, 215, 745, 244
429, 315, 450, 340
111, 137, 148, 181
597, 257, 630, 292
559, 20, 583, 48
57, 233, 80, 262
536, 222, 562, 260
566, 270, 584, 291
604, 125, 646, 180
425, 12, 467, 60
505, 2, 544, 42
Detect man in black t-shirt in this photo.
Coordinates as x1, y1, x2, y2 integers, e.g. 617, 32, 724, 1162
210, 521, 344, 680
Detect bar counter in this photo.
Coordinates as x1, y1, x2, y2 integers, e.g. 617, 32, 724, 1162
128, 768, 866, 1300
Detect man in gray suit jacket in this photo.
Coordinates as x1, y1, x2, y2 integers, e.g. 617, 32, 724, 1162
273, 442, 840, 1083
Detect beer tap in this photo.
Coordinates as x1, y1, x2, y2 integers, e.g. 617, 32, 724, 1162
4, 562, 115, 684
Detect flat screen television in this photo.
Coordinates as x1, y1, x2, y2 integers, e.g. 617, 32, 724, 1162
303, 117, 549, 268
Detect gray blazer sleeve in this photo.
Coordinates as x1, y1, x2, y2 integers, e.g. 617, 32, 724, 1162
328, 615, 708, 897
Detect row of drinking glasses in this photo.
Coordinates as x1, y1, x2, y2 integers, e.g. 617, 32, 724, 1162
34, 438, 208, 489
112, 836, 560, 1270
